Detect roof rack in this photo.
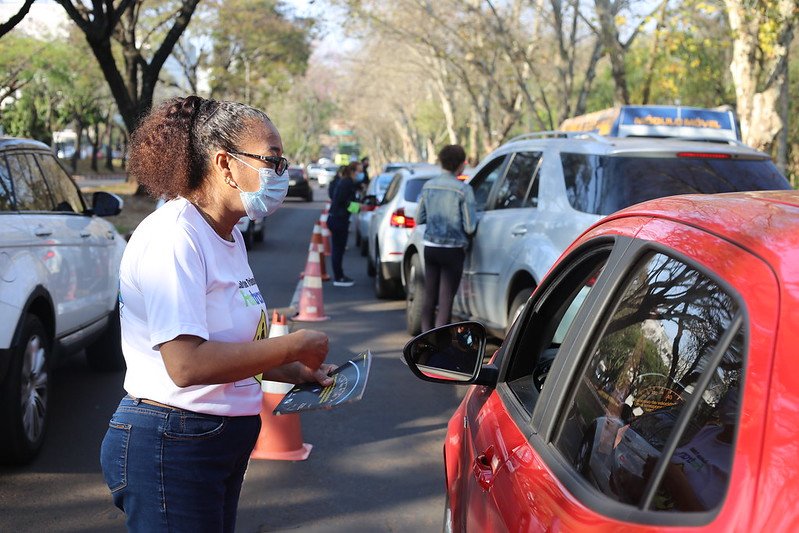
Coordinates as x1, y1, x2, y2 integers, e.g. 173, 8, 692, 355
505, 130, 610, 144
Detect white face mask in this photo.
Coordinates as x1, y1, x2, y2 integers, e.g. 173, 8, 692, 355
229, 154, 290, 220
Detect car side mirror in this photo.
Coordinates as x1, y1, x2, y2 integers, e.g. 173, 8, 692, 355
92, 191, 123, 217
402, 322, 488, 384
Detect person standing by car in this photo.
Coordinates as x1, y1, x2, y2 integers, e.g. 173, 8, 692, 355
328, 165, 347, 201
416, 145, 477, 331
328, 162, 359, 286
99, 96, 335, 532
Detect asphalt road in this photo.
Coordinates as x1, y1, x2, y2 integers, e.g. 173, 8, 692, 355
0, 186, 470, 532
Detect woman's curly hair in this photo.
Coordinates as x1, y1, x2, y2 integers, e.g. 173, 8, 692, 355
128, 96, 271, 199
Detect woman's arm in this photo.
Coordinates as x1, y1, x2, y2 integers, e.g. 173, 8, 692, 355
159, 329, 329, 387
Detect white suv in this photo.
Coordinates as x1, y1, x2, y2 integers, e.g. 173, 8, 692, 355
402, 132, 791, 337
0, 137, 126, 464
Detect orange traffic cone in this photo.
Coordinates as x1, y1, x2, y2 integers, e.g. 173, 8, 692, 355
293, 237, 330, 321
319, 206, 331, 257
314, 222, 331, 282
251, 312, 313, 461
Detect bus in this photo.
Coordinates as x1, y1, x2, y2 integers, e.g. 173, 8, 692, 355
559, 105, 739, 142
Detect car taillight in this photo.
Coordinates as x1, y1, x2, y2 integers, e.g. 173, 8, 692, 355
676, 152, 732, 159
457, 174, 469, 181
390, 208, 415, 228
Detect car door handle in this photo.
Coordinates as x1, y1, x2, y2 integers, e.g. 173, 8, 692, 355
34, 227, 52, 237
80, 231, 91, 238
511, 227, 527, 237
472, 445, 496, 491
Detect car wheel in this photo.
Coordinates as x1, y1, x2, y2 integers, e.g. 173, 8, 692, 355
243, 222, 255, 250
367, 243, 376, 277
86, 303, 126, 372
374, 249, 399, 299
506, 288, 533, 337
0, 314, 50, 464
406, 254, 424, 335
359, 235, 369, 256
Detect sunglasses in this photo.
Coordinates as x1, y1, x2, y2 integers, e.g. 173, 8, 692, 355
229, 150, 289, 176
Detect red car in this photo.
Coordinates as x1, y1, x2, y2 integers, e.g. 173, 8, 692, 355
403, 190, 799, 531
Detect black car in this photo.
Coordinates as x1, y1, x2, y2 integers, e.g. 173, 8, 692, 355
287, 166, 313, 202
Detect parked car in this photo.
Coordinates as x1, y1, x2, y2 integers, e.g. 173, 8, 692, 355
355, 172, 395, 256
316, 164, 339, 187
286, 165, 313, 202
402, 132, 791, 336
0, 137, 126, 464
403, 190, 799, 531
367, 165, 440, 298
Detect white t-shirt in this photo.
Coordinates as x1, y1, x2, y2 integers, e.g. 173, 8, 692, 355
119, 197, 269, 416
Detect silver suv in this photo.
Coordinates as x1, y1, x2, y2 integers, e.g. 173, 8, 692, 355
0, 137, 126, 464
402, 132, 790, 337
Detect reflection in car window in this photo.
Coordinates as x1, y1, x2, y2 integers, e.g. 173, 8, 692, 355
554, 252, 742, 512
561, 154, 790, 215
506, 253, 608, 414
35, 154, 84, 213
469, 156, 506, 211
494, 152, 541, 209
7, 154, 54, 211
0, 156, 14, 211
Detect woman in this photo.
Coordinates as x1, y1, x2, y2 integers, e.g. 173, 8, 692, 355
327, 162, 358, 287
416, 145, 477, 331
100, 96, 334, 532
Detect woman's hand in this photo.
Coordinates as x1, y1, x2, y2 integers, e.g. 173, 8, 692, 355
290, 329, 329, 369
271, 361, 337, 386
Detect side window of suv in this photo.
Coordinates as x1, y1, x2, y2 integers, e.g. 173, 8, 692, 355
35, 153, 84, 213
493, 151, 542, 209
469, 155, 507, 211
0, 156, 14, 211
7, 154, 54, 211
382, 173, 402, 204
553, 252, 743, 513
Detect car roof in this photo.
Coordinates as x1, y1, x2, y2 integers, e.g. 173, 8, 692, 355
0, 136, 51, 151
496, 134, 769, 158
605, 190, 799, 273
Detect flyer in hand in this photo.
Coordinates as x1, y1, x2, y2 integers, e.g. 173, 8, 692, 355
273, 351, 372, 415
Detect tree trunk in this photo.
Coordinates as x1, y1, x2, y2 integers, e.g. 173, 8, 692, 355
71, 122, 84, 173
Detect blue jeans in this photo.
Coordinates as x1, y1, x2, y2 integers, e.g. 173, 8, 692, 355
327, 216, 350, 280
100, 396, 261, 532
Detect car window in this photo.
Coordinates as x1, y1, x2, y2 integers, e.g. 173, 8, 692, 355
7, 153, 54, 211
505, 248, 610, 414
382, 174, 402, 204
492, 151, 542, 209
287, 168, 305, 180
403, 178, 431, 202
35, 153, 84, 213
469, 155, 507, 211
561, 153, 790, 216
553, 252, 742, 513
0, 155, 14, 211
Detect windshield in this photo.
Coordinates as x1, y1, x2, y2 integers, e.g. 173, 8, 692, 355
561, 154, 790, 215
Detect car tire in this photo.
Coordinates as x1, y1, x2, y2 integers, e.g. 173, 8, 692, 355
0, 314, 51, 465
406, 254, 424, 336
367, 244, 376, 277
373, 248, 398, 299
506, 288, 532, 337
86, 303, 126, 372
243, 222, 255, 250
359, 235, 369, 257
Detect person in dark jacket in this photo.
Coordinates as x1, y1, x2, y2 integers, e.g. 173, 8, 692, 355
328, 165, 347, 201
327, 162, 358, 286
